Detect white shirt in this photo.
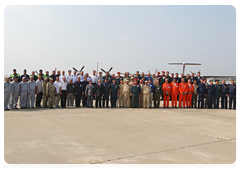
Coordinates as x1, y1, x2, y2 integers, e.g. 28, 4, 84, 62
87, 77, 91, 82
54, 81, 61, 94
59, 75, 67, 82
78, 75, 85, 82
91, 75, 97, 83
72, 75, 78, 83
59, 81, 68, 90
66, 75, 73, 82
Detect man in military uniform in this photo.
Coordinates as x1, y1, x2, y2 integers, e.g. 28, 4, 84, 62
46, 78, 56, 108
214, 80, 221, 108
37, 69, 45, 80
103, 71, 112, 84
27, 76, 36, 108
115, 72, 123, 85
207, 80, 215, 109
130, 78, 141, 108
4, 77, 12, 110
129, 77, 134, 107
103, 79, 110, 108
195, 72, 202, 85
118, 80, 124, 107
81, 76, 89, 107
74, 77, 83, 107
143, 80, 151, 109
228, 80, 236, 110
123, 72, 130, 85
19, 77, 28, 109
152, 74, 157, 85
42, 77, 48, 108
110, 79, 119, 108
197, 79, 207, 108
203, 78, 209, 108
123, 80, 131, 108
10, 76, 20, 110
50, 70, 57, 82
44, 71, 50, 82
10, 69, 20, 82
20, 69, 29, 81
220, 80, 228, 109
139, 79, 144, 108
170, 73, 174, 83
153, 80, 162, 108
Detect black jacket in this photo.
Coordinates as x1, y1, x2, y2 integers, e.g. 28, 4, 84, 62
94, 83, 104, 96
81, 81, 89, 94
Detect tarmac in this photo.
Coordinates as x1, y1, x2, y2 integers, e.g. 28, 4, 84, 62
4, 106, 236, 164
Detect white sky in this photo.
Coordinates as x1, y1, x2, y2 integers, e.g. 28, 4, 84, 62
4, 5, 236, 76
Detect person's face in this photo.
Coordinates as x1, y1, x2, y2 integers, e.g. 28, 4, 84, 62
50, 79, 53, 83
112, 74, 115, 77
86, 73, 88, 77
23, 78, 27, 82
222, 80, 225, 84
166, 72, 169, 76
126, 81, 129, 85
186, 74, 189, 78
81, 71, 83, 75
134, 80, 138, 84
145, 82, 148, 85
191, 73, 194, 77
197, 73, 200, 77
147, 73, 150, 77
38, 76, 41, 80
68, 71, 71, 75
152, 74, 155, 78
105, 80, 108, 83
215, 81, 219, 85
56, 77, 59, 81
77, 78, 80, 82
69, 80, 72, 84
32, 71, 34, 75
84, 77, 87, 81
112, 80, 116, 84
39, 71, 42, 74
126, 72, 129, 76
176, 74, 178, 77
231, 81, 234, 85
136, 71, 139, 75
106, 72, 109, 76
141, 73, 144, 77
99, 72, 102, 76
162, 72, 165, 75
73, 71, 76, 75
98, 79, 101, 84
14, 78, 18, 82
93, 71, 96, 75
156, 80, 159, 84
210, 81, 213, 85
6, 78, 9, 82
44, 78, 48, 82
46, 71, 49, 75
194, 80, 197, 84
23, 70, 26, 74
89, 81, 92, 84
181, 74, 184, 77
63, 77, 66, 82
171, 74, 174, 77
120, 80, 123, 84
117, 73, 120, 76
57, 71, 60, 75
181, 78, 185, 82
173, 79, 176, 83
200, 80, 203, 84
30, 77, 33, 81
62, 71, 65, 75
148, 80, 151, 84
188, 80, 191, 84
52, 71, 55, 75
13, 71, 16, 74
165, 79, 168, 83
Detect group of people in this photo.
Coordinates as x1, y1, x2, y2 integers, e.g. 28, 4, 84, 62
4, 68, 236, 111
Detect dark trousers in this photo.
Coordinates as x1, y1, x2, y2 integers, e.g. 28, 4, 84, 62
198, 94, 205, 108
208, 94, 214, 108
103, 94, 109, 107
229, 93, 236, 109
95, 95, 102, 108
154, 94, 160, 108
214, 95, 220, 108
192, 94, 197, 108
132, 94, 139, 108
111, 95, 117, 108
221, 93, 228, 109
61, 90, 67, 107
36, 92, 43, 107
75, 93, 82, 107
82, 95, 87, 107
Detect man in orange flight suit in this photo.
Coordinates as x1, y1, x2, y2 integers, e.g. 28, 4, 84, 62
162, 78, 171, 108
171, 78, 179, 108
186, 79, 194, 108
179, 77, 188, 108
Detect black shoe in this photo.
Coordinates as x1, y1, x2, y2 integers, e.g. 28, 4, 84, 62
172, 106, 174, 108
175, 106, 178, 108
31, 107, 35, 109
21, 107, 23, 109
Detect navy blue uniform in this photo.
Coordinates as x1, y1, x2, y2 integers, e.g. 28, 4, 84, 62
214, 84, 221, 108
176, 77, 181, 83
195, 76, 202, 85
190, 76, 196, 84
74, 81, 83, 107
207, 85, 215, 108
197, 83, 207, 108
50, 74, 57, 82
220, 84, 228, 109
110, 84, 119, 108
228, 84, 236, 110
81, 81, 89, 107
103, 83, 110, 108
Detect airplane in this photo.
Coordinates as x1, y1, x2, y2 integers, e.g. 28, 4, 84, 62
168, 62, 201, 75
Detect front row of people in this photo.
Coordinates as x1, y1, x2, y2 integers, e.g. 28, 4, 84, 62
4, 75, 236, 110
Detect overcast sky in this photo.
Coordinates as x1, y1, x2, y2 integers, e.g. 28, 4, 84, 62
4, 5, 236, 76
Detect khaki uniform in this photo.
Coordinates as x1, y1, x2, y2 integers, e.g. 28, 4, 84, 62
129, 81, 134, 107
139, 83, 144, 108
118, 84, 124, 107
143, 85, 151, 109
46, 82, 56, 107
123, 76, 130, 85
153, 77, 158, 85
42, 81, 48, 108
123, 84, 131, 107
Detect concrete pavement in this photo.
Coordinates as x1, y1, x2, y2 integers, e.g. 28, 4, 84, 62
4, 107, 236, 164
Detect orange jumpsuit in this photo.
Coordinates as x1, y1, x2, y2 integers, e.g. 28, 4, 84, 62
171, 82, 179, 107
179, 82, 188, 107
187, 83, 194, 107
162, 83, 171, 107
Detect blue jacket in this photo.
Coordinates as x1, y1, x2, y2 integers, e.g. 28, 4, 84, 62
207, 85, 215, 95
148, 83, 154, 93
220, 84, 228, 94
197, 83, 207, 94
228, 84, 236, 94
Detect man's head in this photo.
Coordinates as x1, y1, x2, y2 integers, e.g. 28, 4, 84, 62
215, 80, 219, 85
52, 70, 55, 75
77, 77, 80, 82
112, 79, 116, 84
126, 72, 129, 77
62, 71, 65, 75
162, 71, 165, 75
56, 76, 59, 81
134, 78, 138, 84
23, 69, 27, 74
57, 70, 60, 75
181, 77, 185, 83
209, 80, 213, 85
145, 80, 148, 85
117, 72, 120, 76
39, 69, 43, 74
165, 78, 168, 83
85, 73, 89, 77
156, 80, 159, 85
89, 80, 92, 84
222, 80, 225, 84
38, 75, 41, 80
30, 76, 34, 81
80, 71, 84, 76
120, 80, 123, 84
231, 80, 234, 85
131, 77, 134, 82
46, 71, 49, 75
147, 73, 150, 77
140, 79, 143, 84
99, 72, 102, 76
84, 76, 87, 82
191, 73, 194, 77
171, 73, 174, 77
73, 70, 76, 75
152, 73, 155, 78
14, 77, 18, 82
173, 78, 176, 83
63, 77, 66, 82
141, 72, 145, 77
22, 77, 27, 82
175, 73, 179, 77
181, 73, 184, 78
148, 79, 151, 84
32, 71, 35, 75
156, 71, 160, 76
136, 71, 139, 76
106, 71, 109, 77
188, 79, 191, 84
193, 80, 197, 84
197, 72, 200, 77
49, 78, 53, 83
44, 77, 48, 82
13, 69, 16, 74
5, 77, 10, 82
166, 71, 169, 76
69, 79, 72, 84
203, 78, 207, 83
93, 70, 96, 75
112, 74, 115, 78
98, 79, 101, 84
105, 79, 108, 83
126, 80, 129, 85
200, 79, 204, 84
124, 72, 127, 77
186, 74, 190, 78
68, 70, 71, 75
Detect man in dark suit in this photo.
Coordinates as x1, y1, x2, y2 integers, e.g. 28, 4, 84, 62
81, 76, 89, 107
195, 72, 202, 85
94, 79, 104, 108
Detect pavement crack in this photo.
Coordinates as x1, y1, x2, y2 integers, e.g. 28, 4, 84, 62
91, 138, 236, 164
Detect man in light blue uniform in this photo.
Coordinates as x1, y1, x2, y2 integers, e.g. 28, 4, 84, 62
4, 76, 12, 111
10, 76, 20, 110
19, 77, 28, 109
27, 76, 36, 108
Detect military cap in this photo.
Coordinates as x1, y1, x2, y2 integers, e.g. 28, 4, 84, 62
131, 74, 134, 76
126, 80, 129, 82
49, 78, 53, 80
117, 72, 120, 74
24, 69, 27, 71
39, 69, 42, 72
162, 71, 165, 73
13, 69, 16, 71
209, 80, 213, 82
44, 77, 48, 80
134, 78, 138, 81
157, 71, 160, 74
